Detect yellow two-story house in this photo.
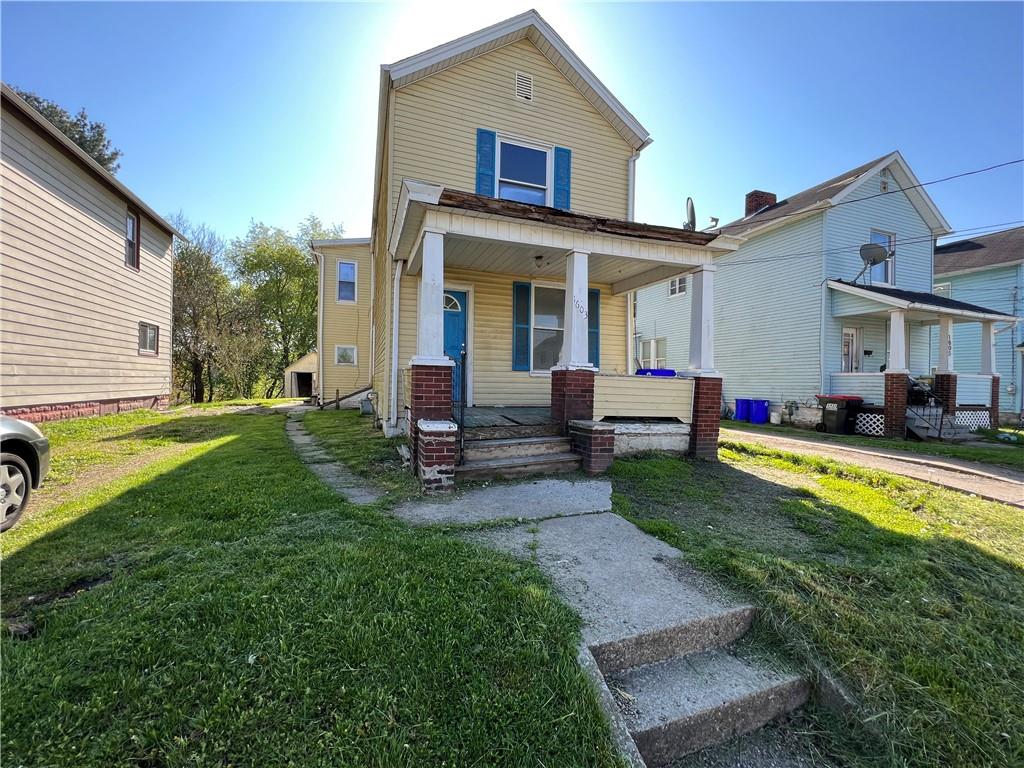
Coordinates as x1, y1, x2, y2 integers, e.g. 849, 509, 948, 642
317, 10, 738, 487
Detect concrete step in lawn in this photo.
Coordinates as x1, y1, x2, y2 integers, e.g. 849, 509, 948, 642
608, 649, 809, 767
455, 451, 581, 480
463, 435, 571, 462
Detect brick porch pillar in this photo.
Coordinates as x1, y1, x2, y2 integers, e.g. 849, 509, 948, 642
408, 364, 453, 468
688, 375, 723, 459
569, 420, 615, 475
884, 372, 909, 438
933, 373, 957, 417
551, 368, 595, 434
990, 375, 1001, 427
416, 419, 457, 493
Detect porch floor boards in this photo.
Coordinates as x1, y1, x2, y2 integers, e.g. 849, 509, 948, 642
462, 406, 554, 429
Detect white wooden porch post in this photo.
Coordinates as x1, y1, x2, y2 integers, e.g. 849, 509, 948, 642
887, 309, 908, 373
557, 250, 593, 369
937, 316, 955, 373
980, 321, 996, 375
411, 229, 452, 367
687, 265, 717, 374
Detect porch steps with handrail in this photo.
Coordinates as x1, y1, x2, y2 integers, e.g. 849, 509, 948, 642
904, 408, 976, 443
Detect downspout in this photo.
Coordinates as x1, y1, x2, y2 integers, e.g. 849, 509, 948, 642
388, 259, 404, 434
312, 246, 324, 404
626, 150, 639, 222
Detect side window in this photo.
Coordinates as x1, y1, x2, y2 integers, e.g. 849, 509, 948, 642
335, 345, 357, 366
933, 282, 952, 298
138, 322, 159, 354
337, 261, 357, 302
125, 210, 140, 269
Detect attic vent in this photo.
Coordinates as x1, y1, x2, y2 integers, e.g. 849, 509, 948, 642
515, 71, 534, 102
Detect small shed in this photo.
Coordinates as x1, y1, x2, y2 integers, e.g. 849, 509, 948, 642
284, 351, 318, 399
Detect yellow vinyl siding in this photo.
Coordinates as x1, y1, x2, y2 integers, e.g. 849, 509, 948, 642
593, 376, 694, 422
1, 106, 173, 409
396, 266, 628, 415
390, 38, 632, 221
319, 243, 372, 398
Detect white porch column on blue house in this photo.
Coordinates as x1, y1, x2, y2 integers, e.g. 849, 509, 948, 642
558, 250, 593, 369
980, 321, 996, 375
938, 316, 955, 373
887, 309, 908, 373
411, 229, 452, 366
687, 265, 717, 374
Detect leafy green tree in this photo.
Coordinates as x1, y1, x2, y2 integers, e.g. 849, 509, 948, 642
12, 87, 123, 173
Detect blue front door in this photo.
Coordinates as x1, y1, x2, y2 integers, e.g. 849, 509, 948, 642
443, 290, 468, 403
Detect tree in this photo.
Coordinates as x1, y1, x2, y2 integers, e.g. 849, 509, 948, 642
12, 87, 123, 173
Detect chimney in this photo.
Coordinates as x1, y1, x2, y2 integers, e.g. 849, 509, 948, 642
745, 190, 777, 217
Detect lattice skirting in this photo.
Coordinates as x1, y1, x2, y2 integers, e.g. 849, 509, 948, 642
954, 410, 990, 430
856, 412, 885, 437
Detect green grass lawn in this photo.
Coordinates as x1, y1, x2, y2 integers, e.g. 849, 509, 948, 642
723, 421, 1024, 470
2, 409, 621, 766
610, 444, 1024, 768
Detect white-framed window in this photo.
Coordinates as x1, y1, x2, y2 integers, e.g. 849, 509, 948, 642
531, 285, 564, 371
497, 137, 550, 206
933, 282, 952, 298
335, 345, 357, 366
138, 321, 159, 354
639, 338, 667, 369
337, 261, 357, 303
125, 210, 140, 269
668, 276, 687, 297
868, 230, 894, 285
841, 327, 862, 372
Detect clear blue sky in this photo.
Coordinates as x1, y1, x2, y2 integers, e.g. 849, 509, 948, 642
3, 1, 1021, 243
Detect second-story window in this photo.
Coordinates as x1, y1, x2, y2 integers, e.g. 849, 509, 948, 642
125, 210, 140, 269
498, 139, 549, 206
337, 260, 356, 302
868, 230, 894, 285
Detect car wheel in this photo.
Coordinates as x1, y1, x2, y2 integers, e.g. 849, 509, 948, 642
1, 453, 32, 532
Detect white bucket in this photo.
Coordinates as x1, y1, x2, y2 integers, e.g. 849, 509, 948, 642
769, 411, 782, 425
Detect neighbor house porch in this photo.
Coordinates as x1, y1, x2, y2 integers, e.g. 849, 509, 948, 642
826, 280, 1017, 438
388, 181, 738, 489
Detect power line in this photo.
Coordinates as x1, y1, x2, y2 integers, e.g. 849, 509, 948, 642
714, 159, 1024, 233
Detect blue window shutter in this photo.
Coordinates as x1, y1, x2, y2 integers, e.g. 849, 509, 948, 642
513, 282, 532, 371
553, 147, 571, 209
588, 288, 600, 368
476, 129, 496, 196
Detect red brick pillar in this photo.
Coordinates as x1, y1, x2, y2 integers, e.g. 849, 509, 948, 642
416, 420, 457, 493
933, 373, 957, 417
408, 364, 453, 467
688, 376, 723, 460
990, 375, 1001, 427
884, 372, 909, 438
551, 368, 595, 434
568, 420, 615, 475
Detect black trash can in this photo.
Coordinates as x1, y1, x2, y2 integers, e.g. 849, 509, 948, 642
815, 395, 863, 434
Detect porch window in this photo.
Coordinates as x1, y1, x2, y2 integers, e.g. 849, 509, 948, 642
868, 230, 894, 285
841, 327, 862, 372
337, 261, 357, 302
498, 139, 549, 206
640, 338, 667, 369
532, 286, 564, 370
668, 276, 687, 297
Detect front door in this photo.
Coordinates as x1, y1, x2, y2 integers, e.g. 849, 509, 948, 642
443, 290, 468, 404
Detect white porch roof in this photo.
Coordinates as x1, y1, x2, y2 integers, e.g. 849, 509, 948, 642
828, 279, 1017, 325
389, 180, 741, 295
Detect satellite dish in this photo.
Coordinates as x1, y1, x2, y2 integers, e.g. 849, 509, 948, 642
853, 242, 893, 283
684, 197, 696, 231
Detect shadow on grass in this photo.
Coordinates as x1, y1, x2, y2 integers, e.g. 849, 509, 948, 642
609, 450, 1024, 768
1, 412, 621, 767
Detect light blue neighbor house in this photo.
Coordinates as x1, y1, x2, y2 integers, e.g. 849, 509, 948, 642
930, 226, 1023, 422
634, 151, 1017, 437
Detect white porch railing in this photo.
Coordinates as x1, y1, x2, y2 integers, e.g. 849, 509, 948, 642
956, 374, 992, 407
593, 374, 694, 423
830, 373, 885, 404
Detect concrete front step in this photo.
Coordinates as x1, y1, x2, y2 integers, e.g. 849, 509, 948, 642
463, 435, 571, 462
609, 649, 810, 767
455, 451, 581, 480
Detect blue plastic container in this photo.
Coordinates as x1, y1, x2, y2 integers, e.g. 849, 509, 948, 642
734, 398, 751, 421
635, 368, 676, 377
749, 399, 770, 424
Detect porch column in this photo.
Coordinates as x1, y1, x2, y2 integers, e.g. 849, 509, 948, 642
687, 265, 716, 374
887, 309, 908, 373
552, 250, 595, 434
933, 316, 957, 415
685, 265, 722, 460
408, 229, 455, 488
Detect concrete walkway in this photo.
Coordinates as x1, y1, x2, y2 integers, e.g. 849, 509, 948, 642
284, 409, 383, 505
721, 427, 1024, 508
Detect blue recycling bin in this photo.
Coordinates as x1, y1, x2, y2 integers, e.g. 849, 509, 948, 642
734, 398, 751, 421
635, 368, 676, 377
750, 399, 771, 424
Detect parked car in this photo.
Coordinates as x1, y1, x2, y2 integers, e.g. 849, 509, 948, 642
1, 416, 50, 531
